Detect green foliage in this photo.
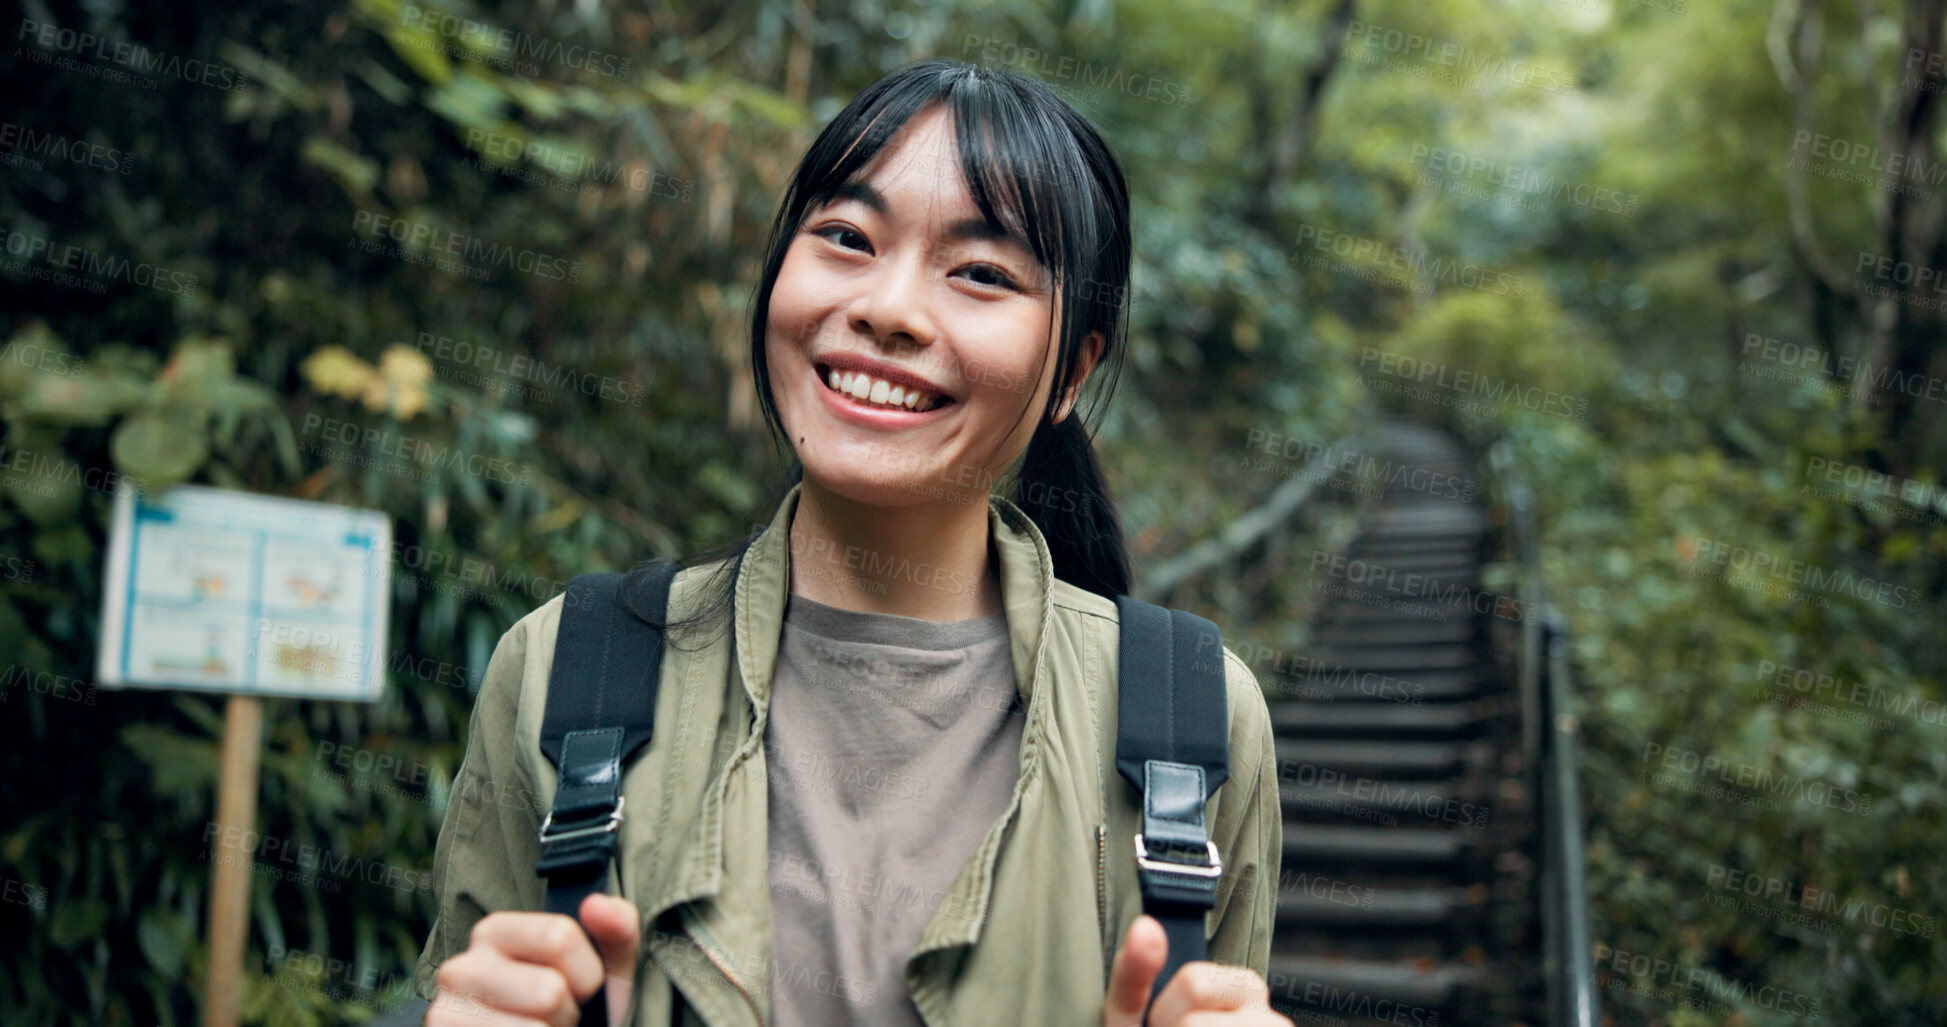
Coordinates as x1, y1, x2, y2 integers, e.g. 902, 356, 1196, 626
2, 0, 1943, 1023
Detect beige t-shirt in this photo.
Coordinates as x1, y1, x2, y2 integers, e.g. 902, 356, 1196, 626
763, 592, 1024, 1026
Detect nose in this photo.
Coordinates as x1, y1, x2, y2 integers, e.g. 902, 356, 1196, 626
846, 250, 937, 354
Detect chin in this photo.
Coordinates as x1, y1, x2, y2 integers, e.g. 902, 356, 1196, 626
802, 463, 949, 509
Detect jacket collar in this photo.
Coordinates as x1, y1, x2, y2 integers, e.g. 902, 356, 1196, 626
733, 480, 1055, 717
671, 479, 1057, 956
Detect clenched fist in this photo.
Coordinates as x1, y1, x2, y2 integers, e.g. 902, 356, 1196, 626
1101, 915, 1294, 1027
429, 893, 638, 1026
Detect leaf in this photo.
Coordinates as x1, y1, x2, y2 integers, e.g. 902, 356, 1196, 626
301, 137, 381, 199
49, 896, 108, 948
111, 411, 211, 487
137, 908, 188, 977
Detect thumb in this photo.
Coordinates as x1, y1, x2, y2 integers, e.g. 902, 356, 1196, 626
1102, 914, 1168, 1027
579, 893, 640, 1024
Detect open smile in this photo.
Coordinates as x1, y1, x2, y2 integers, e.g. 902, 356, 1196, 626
809, 354, 959, 429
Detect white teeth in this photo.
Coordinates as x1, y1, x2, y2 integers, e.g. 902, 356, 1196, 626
821, 365, 941, 412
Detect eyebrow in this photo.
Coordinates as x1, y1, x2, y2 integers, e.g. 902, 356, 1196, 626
825, 180, 1019, 245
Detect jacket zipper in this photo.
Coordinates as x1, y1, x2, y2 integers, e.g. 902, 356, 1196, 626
685, 914, 762, 1024
1095, 822, 1109, 969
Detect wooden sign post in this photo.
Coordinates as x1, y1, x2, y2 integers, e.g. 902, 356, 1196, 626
96, 485, 392, 1027
204, 694, 265, 1027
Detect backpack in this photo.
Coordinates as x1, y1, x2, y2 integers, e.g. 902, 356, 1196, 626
535, 562, 1232, 1026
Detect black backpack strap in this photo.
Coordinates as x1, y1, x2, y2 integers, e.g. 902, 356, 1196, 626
1112, 595, 1231, 1017
537, 564, 676, 1027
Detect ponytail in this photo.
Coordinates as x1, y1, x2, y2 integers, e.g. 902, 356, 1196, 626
1011, 415, 1131, 599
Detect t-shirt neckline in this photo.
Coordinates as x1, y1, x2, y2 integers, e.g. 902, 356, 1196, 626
783, 592, 1007, 651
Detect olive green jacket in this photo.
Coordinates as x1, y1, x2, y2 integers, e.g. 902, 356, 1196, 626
413, 481, 1282, 1025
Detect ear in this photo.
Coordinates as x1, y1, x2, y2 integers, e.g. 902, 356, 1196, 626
1052, 331, 1105, 425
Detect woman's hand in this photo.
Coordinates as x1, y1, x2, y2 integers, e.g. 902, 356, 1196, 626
1102, 915, 1294, 1027
428, 893, 639, 1026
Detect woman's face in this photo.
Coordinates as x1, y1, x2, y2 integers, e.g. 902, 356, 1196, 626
765, 104, 1098, 510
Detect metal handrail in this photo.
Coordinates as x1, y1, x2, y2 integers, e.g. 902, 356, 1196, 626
1135, 430, 1371, 602
1488, 439, 1598, 1027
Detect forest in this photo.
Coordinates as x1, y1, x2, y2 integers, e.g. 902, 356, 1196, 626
1, 0, 1942, 1023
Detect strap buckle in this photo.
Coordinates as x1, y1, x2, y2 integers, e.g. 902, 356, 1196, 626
1133, 832, 1223, 879
539, 795, 626, 846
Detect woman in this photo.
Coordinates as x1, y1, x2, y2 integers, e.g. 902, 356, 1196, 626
413, 58, 1289, 1026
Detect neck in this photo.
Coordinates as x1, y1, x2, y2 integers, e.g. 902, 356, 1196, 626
787, 477, 1004, 621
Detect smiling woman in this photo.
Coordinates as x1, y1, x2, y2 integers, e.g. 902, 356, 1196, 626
412, 58, 1287, 1027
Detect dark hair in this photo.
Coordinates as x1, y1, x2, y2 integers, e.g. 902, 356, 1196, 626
640, 57, 1134, 649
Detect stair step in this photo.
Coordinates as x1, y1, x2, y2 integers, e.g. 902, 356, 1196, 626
1283, 825, 1481, 869
1276, 884, 1482, 929
1269, 700, 1481, 739
1312, 620, 1476, 647
1264, 955, 1480, 1018
1305, 645, 1479, 673
1268, 669, 1484, 703
1279, 777, 1490, 828
1276, 738, 1469, 779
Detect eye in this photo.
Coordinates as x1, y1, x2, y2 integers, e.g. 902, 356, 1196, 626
958, 263, 1020, 291
811, 224, 871, 253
